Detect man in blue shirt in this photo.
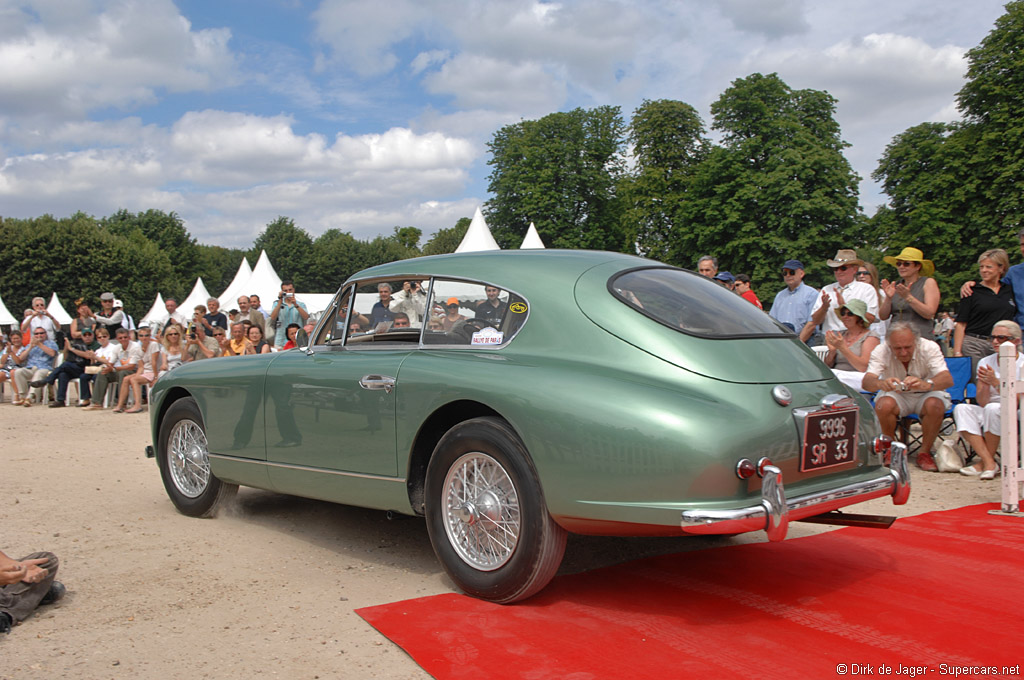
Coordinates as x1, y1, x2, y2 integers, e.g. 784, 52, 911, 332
12, 328, 57, 405
769, 259, 818, 341
269, 281, 309, 349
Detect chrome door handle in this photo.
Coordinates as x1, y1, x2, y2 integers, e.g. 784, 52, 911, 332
359, 375, 396, 394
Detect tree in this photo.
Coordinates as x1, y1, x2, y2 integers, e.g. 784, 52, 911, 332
668, 73, 862, 294
485, 106, 627, 251
101, 209, 199, 290
956, 0, 1024, 231
310, 230, 370, 291
196, 244, 248, 297
0, 213, 175, 322
620, 99, 710, 259
422, 217, 470, 256
249, 217, 314, 290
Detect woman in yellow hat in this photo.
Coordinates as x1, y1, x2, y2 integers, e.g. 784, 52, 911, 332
880, 247, 940, 340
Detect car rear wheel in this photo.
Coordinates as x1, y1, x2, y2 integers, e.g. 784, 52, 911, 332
425, 417, 567, 603
157, 396, 237, 518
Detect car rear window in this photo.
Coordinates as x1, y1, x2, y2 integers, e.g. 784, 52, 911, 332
610, 267, 788, 338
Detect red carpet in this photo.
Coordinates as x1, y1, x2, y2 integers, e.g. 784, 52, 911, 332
357, 504, 1024, 679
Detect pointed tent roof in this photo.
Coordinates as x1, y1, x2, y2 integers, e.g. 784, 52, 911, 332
244, 250, 283, 307
180, 277, 213, 316
47, 293, 73, 325
140, 292, 167, 328
520, 222, 546, 249
455, 207, 500, 253
0, 292, 17, 326
217, 257, 254, 310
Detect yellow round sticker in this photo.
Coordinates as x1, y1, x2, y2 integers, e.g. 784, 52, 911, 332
509, 301, 527, 314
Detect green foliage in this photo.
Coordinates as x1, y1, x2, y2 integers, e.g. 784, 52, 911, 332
871, 1, 1024, 307
660, 74, 862, 301
622, 99, 710, 259
422, 217, 470, 256
101, 209, 199, 289
196, 244, 248, 296
0, 213, 175, 322
310, 229, 370, 291
249, 216, 315, 289
485, 106, 628, 251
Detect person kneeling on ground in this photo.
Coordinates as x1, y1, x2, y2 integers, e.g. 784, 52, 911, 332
862, 322, 954, 471
1, 549, 65, 634
941, 320, 1024, 479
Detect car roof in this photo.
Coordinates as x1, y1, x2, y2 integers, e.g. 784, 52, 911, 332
348, 249, 659, 290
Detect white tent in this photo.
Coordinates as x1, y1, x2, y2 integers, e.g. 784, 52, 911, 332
179, 277, 213, 317
0, 292, 17, 326
520, 222, 546, 249
455, 207, 500, 253
47, 293, 73, 325
244, 250, 283, 308
217, 257, 254, 311
140, 292, 167, 328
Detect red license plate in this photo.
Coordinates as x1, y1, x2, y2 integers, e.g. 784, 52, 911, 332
800, 408, 859, 472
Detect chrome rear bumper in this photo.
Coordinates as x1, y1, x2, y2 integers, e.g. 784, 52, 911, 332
680, 442, 910, 542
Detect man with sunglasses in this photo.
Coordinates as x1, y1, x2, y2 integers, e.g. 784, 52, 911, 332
800, 249, 879, 343
769, 259, 818, 338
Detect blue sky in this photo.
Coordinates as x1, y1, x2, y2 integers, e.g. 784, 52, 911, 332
0, 0, 1011, 249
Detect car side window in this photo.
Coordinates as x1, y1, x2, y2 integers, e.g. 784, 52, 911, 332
314, 286, 352, 346
423, 279, 528, 346
343, 279, 425, 347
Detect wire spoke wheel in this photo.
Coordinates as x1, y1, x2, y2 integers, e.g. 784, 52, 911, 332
442, 452, 521, 570
168, 419, 211, 498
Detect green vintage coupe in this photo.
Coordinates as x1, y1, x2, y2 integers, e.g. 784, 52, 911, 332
147, 249, 909, 603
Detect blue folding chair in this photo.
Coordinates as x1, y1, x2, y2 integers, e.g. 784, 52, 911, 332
899, 356, 974, 452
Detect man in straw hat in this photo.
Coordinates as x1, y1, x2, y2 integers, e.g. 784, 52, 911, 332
799, 249, 879, 343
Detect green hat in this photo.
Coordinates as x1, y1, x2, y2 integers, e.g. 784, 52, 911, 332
840, 298, 871, 326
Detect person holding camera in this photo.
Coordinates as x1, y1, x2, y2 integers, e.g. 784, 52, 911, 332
391, 280, 427, 325
269, 281, 308, 349
12, 328, 58, 406
20, 297, 59, 342
184, 306, 219, 361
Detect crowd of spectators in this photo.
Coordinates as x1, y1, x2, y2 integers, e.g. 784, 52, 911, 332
702, 232, 1024, 478
0, 281, 322, 412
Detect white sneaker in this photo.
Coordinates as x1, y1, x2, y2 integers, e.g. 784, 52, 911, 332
935, 440, 963, 473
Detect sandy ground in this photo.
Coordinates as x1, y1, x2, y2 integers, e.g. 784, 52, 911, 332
0, 403, 1008, 679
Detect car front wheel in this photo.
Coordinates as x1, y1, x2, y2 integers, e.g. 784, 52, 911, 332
157, 396, 237, 518
425, 417, 567, 603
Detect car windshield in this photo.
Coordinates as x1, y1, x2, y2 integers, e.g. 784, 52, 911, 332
610, 267, 788, 338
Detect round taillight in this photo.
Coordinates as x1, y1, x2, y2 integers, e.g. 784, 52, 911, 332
757, 457, 774, 477
874, 434, 892, 454
736, 458, 756, 480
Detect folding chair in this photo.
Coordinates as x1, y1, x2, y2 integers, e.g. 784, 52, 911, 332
899, 356, 974, 452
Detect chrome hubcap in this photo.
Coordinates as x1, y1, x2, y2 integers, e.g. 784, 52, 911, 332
442, 452, 520, 571
168, 419, 211, 498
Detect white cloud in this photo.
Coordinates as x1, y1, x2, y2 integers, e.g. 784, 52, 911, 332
423, 54, 567, 115
0, 0, 237, 118
717, 0, 809, 39
312, 0, 430, 77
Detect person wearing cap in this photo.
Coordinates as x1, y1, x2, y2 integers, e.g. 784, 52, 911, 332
696, 255, 718, 278
879, 247, 940, 341
93, 292, 124, 340
799, 249, 879, 343
769, 259, 818, 337
733, 274, 762, 309
823, 298, 880, 391
713, 271, 736, 291
862, 322, 953, 472
29, 327, 100, 407
441, 298, 467, 331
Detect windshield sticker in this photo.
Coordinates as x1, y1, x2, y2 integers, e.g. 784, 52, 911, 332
509, 301, 527, 314
471, 327, 504, 346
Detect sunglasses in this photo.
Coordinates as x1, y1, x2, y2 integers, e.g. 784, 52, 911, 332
838, 308, 854, 317
992, 334, 1016, 343
834, 264, 854, 272
856, 271, 871, 277
782, 269, 796, 276
895, 260, 916, 267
